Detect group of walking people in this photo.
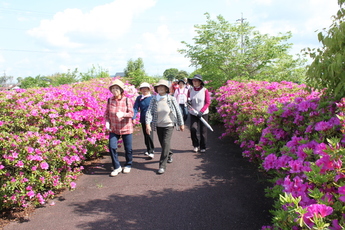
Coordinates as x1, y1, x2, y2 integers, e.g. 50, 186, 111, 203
104, 74, 211, 175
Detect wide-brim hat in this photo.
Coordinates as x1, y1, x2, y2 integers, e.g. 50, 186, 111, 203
109, 79, 125, 92
188, 74, 204, 86
139, 82, 151, 89
154, 79, 170, 93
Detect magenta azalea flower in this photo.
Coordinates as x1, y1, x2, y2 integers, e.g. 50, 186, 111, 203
40, 162, 49, 170
263, 154, 277, 170
70, 182, 76, 189
338, 186, 345, 202
304, 204, 333, 220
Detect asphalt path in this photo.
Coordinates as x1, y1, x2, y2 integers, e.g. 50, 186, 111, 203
4, 122, 272, 230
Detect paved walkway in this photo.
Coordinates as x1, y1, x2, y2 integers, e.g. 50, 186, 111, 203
4, 123, 272, 230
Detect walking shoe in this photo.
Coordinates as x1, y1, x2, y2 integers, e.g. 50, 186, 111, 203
193, 147, 198, 152
110, 167, 122, 177
200, 149, 206, 153
157, 168, 165, 174
122, 166, 131, 174
167, 157, 173, 163
144, 152, 149, 156
148, 153, 154, 159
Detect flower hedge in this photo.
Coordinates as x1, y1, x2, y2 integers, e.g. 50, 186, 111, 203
214, 80, 345, 229
0, 78, 138, 210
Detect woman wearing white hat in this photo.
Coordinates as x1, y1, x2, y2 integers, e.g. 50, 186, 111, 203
146, 79, 184, 174
132, 82, 155, 159
105, 79, 134, 176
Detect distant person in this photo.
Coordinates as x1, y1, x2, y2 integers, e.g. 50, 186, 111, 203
133, 82, 155, 159
105, 79, 134, 176
174, 79, 188, 122
187, 74, 210, 153
184, 77, 191, 90
170, 80, 179, 96
146, 79, 184, 174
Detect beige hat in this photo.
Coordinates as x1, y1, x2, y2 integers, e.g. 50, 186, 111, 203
109, 79, 125, 92
139, 82, 151, 89
154, 79, 170, 93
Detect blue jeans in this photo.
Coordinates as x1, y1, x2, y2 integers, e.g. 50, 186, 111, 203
108, 133, 133, 169
179, 104, 188, 122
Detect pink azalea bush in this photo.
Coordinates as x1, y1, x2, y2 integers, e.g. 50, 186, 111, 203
0, 77, 138, 209
214, 80, 345, 229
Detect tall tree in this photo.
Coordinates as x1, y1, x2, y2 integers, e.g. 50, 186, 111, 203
304, 0, 345, 101
176, 70, 189, 80
179, 13, 306, 88
163, 68, 178, 81
123, 58, 152, 87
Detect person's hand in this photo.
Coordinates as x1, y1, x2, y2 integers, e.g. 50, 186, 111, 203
106, 122, 110, 131
180, 125, 184, 132
146, 125, 151, 135
197, 111, 203, 118
116, 112, 124, 118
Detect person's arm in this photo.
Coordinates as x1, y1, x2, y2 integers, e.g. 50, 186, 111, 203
132, 96, 140, 120
145, 98, 154, 134
200, 88, 211, 113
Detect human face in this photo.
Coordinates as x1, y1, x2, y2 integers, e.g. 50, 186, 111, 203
110, 85, 122, 98
140, 87, 150, 95
157, 85, 167, 96
179, 82, 185, 88
192, 79, 201, 87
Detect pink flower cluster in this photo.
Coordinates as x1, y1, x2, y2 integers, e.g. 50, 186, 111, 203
0, 77, 138, 209
214, 80, 345, 229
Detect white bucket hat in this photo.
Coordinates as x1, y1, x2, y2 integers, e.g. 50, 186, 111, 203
139, 82, 151, 89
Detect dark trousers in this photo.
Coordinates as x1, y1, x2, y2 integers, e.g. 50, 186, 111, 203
156, 126, 174, 170
109, 133, 133, 169
141, 123, 154, 154
179, 104, 188, 122
190, 114, 208, 149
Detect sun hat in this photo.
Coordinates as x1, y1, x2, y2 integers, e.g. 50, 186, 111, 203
109, 79, 125, 92
139, 82, 151, 89
154, 79, 170, 93
188, 74, 204, 86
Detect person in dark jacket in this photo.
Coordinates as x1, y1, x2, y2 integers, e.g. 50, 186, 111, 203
133, 82, 155, 159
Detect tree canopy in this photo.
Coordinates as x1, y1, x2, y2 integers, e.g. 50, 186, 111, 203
304, 0, 345, 101
179, 13, 306, 88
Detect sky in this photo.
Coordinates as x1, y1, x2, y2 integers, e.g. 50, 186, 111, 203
0, 0, 340, 81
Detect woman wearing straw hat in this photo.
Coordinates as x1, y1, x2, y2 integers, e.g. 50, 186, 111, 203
105, 79, 134, 176
146, 79, 184, 174
132, 82, 155, 159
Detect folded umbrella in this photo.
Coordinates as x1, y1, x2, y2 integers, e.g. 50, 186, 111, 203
186, 101, 214, 132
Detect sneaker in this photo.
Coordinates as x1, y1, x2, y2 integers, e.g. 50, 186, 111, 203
193, 147, 199, 152
167, 157, 173, 163
200, 149, 206, 153
123, 166, 131, 174
148, 153, 154, 159
157, 168, 165, 174
144, 152, 149, 156
110, 167, 122, 177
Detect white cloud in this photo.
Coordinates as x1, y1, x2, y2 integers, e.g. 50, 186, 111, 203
27, 0, 157, 48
